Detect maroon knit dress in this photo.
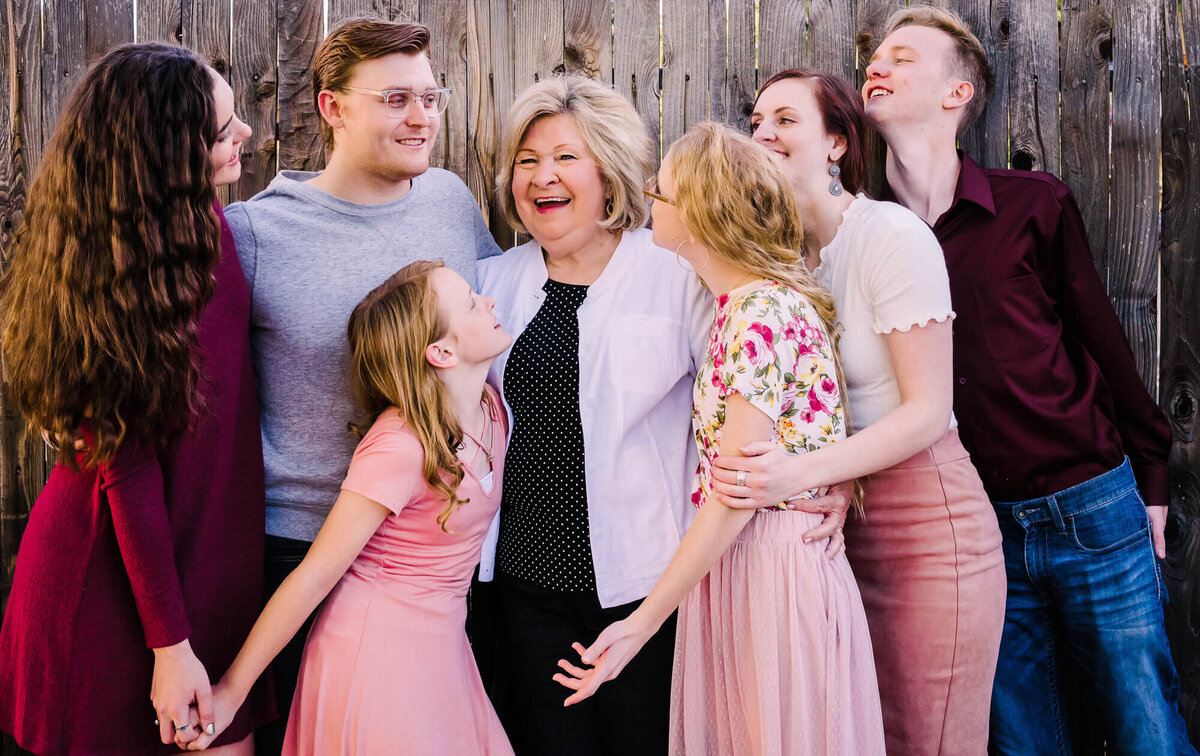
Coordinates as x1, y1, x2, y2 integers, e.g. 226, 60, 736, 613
0, 204, 275, 754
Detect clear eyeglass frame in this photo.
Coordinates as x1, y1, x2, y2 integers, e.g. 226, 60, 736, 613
643, 175, 674, 206
342, 86, 453, 116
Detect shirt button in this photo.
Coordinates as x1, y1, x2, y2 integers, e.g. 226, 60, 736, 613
958, 377, 967, 385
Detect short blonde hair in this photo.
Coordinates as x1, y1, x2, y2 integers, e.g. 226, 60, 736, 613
882, 6, 994, 129
496, 76, 653, 234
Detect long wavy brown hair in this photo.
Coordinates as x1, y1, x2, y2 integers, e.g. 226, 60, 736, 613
347, 261, 498, 532
0, 43, 221, 467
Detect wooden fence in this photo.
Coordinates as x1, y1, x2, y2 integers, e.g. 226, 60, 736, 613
0, 0, 1198, 748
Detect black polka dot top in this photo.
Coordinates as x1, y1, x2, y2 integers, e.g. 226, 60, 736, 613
496, 278, 596, 593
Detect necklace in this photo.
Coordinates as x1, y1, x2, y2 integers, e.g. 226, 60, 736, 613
460, 399, 495, 468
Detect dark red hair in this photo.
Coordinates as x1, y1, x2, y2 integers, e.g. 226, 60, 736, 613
754, 68, 867, 195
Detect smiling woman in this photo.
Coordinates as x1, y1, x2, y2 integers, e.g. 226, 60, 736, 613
474, 76, 710, 756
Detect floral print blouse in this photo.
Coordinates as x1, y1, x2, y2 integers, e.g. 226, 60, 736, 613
691, 279, 846, 511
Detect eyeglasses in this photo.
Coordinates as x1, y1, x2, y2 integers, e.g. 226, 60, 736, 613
342, 87, 453, 116
643, 175, 675, 206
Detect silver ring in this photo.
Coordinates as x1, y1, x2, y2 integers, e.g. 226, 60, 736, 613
736, 470, 747, 487
175, 724, 190, 732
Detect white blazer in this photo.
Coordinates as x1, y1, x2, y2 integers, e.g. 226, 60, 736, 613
477, 228, 711, 608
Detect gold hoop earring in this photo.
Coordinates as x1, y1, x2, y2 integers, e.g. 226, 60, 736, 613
674, 239, 710, 273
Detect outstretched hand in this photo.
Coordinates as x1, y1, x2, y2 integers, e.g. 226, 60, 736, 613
552, 616, 655, 706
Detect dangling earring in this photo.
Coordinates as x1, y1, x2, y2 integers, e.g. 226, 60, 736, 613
828, 163, 844, 197
674, 239, 710, 274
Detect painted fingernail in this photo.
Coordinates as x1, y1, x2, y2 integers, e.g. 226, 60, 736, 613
206, 724, 215, 735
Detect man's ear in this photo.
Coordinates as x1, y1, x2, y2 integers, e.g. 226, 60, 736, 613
425, 339, 459, 370
943, 79, 975, 116
317, 89, 345, 132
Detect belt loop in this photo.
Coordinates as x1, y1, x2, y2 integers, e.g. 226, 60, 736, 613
1046, 495, 1066, 534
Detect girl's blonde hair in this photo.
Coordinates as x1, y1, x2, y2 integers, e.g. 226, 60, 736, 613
496, 75, 654, 234
346, 260, 496, 531
666, 122, 861, 510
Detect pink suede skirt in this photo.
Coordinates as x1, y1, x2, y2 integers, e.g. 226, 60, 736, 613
844, 429, 1006, 756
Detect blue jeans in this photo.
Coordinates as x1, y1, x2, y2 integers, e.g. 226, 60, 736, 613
988, 459, 1196, 755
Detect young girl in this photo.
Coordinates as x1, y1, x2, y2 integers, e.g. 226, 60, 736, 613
554, 123, 885, 755
189, 261, 515, 755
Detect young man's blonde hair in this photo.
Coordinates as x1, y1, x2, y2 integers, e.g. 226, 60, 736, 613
312, 17, 431, 150
496, 76, 653, 235
883, 5, 995, 129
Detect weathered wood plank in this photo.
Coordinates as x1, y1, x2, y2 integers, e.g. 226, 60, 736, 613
188, 0, 233, 204
718, 0, 754, 134
86, 0, 135, 62
805, 0, 855, 82
955, 0, 1009, 170
1060, 0, 1113, 274
229, 0, 277, 201
42, 0, 88, 137
328, 0, 419, 25
514, 0, 563, 89
661, 0, 710, 149
277, 0, 324, 171
423, 0, 470, 178
565, 0, 612, 83
1160, 0, 1200, 742
1107, 0, 1161, 392
466, 0, 514, 246
758, 0, 806, 96
136, 0, 183, 43
613, 0, 660, 159
855, 0, 906, 197
1006, 0, 1060, 174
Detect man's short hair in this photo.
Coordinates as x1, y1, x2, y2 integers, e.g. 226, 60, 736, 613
496, 76, 654, 234
883, 5, 995, 129
312, 17, 430, 149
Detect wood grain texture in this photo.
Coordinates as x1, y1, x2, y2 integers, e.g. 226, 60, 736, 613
1107, 0, 1161, 392
565, 0, 612, 82
41, 0, 89, 137
1006, 0, 1060, 174
424, 0, 470, 177
661, 0, 710, 149
276, 0, 324, 171
189, 0, 233, 204
805, 0, 855, 81
229, 0, 277, 201
955, 0, 1009, 170
467, 0, 515, 246
514, 0, 563, 88
135, 0, 183, 43
718, 0, 754, 134
329, 0, 420, 25
1060, 0, 1112, 274
1160, 0, 1200, 742
86, 0, 134, 62
758, 0, 806, 93
613, 0, 660, 158
855, 0, 906, 196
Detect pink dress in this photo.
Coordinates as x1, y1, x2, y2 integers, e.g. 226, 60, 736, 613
671, 280, 885, 755
283, 392, 513, 756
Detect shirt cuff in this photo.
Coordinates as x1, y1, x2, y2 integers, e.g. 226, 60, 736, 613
1132, 459, 1170, 509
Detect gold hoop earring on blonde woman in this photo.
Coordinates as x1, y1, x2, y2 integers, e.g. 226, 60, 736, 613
674, 239, 710, 274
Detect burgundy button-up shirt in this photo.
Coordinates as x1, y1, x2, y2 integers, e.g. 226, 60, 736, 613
884, 153, 1171, 507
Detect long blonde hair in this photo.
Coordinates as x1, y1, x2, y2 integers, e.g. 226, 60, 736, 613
667, 122, 861, 510
346, 260, 496, 531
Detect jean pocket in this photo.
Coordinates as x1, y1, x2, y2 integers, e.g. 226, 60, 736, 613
1065, 491, 1150, 555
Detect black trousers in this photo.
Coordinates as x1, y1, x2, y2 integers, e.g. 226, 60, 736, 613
488, 576, 676, 756
253, 534, 317, 756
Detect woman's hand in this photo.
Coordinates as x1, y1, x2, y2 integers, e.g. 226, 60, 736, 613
185, 680, 242, 751
552, 614, 657, 706
150, 639, 214, 746
711, 440, 807, 509
791, 485, 852, 559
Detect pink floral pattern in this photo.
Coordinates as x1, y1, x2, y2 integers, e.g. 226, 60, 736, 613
691, 280, 846, 511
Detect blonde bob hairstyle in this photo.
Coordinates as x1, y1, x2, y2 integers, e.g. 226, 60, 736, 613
347, 260, 498, 532
496, 75, 653, 235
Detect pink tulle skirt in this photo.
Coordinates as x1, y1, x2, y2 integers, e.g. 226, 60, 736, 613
670, 510, 886, 755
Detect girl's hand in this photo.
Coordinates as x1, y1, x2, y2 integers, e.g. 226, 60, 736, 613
185, 680, 241, 751
151, 639, 214, 746
552, 615, 656, 706
710, 440, 804, 509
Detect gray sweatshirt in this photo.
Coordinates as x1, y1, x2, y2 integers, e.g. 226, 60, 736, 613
226, 168, 501, 541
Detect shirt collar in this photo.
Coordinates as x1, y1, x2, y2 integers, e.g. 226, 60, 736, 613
879, 150, 997, 219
